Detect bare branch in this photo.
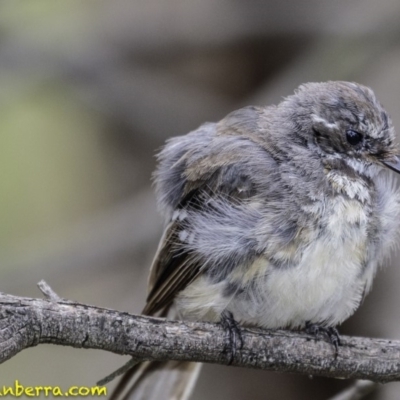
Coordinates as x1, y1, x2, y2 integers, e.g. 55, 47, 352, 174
37, 280, 62, 302
0, 288, 400, 385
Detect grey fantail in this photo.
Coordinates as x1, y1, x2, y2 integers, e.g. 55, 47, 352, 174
110, 81, 400, 400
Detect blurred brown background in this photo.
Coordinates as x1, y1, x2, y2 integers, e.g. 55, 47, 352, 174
1, 1, 400, 399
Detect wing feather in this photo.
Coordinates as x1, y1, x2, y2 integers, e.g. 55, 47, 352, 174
142, 111, 264, 316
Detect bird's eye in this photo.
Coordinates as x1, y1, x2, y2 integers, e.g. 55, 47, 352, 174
346, 130, 363, 146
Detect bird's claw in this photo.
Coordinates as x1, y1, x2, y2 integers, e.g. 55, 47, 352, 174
305, 322, 341, 357
220, 311, 243, 364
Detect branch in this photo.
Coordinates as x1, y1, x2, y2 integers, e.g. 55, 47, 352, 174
1, 284, 400, 384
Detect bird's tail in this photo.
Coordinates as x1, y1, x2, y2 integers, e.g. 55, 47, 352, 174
109, 360, 202, 400
109, 305, 202, 400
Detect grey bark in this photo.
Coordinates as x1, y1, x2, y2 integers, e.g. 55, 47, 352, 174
0, 282, 400, 384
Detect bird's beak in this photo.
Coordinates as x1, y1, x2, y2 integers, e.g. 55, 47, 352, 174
382, 156, 400, 174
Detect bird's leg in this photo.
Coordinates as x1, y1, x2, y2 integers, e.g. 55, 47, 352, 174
305, 322, 341, 356
220, 311, 243, 364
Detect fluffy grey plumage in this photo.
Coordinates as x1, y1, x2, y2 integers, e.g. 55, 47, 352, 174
111, 81, 400, 400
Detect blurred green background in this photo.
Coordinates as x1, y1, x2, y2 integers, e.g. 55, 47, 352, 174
1, 1, 400, 399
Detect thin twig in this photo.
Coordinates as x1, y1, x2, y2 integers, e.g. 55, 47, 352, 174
37, 280, 62, 302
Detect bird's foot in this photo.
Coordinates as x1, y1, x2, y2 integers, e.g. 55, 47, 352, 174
305, 322, 341, 357
220, 311, 243, 364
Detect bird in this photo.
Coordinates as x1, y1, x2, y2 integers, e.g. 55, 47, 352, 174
110, 81, 400, 400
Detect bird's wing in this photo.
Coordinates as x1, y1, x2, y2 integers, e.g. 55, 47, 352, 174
143, 168, 258, 315
142, 220, 201, 315
143, 106, 267, 316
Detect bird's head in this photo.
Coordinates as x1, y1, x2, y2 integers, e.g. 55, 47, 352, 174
284, 81, 399, 177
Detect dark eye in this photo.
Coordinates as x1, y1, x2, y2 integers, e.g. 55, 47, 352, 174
346, 129, 363, 146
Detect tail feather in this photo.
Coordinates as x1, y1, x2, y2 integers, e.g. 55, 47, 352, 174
110, 361, 202, 400
109, 363, 141, 400
109, 306, 202, 400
